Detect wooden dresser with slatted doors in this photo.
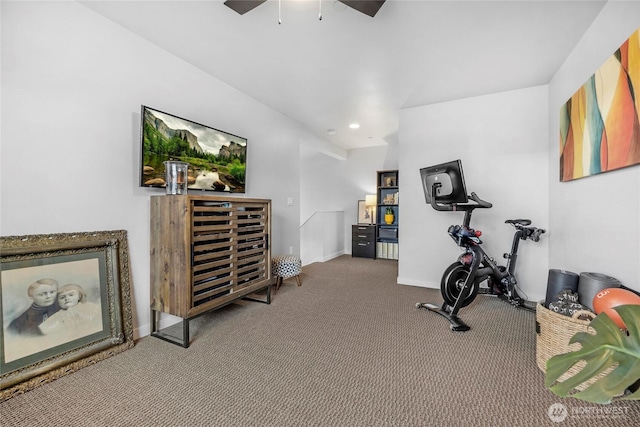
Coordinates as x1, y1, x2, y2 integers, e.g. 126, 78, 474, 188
150, 195, 271, 347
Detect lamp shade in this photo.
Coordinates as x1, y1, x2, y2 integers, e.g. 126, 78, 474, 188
365, 194, 377, 206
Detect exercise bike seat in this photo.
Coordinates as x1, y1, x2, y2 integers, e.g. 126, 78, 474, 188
505, 219, 531, 226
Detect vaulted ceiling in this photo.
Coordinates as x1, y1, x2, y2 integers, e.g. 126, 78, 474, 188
81, 0, 607, 150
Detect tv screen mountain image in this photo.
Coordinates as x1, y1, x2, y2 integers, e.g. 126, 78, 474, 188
140, 106, 247, 193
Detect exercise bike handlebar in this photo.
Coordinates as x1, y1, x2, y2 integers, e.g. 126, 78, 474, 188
504, 219, 546, 242
429, 182, 492, 212
526, 227, 546, 242
468, 192, 492, 209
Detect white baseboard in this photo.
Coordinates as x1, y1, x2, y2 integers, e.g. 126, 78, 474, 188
397, 277, 544, 303
396, 276, 439, 289
135, 313, 183, 340
322, 250, 344, 262
301, 251, 345, 267
134, 325, 146, 340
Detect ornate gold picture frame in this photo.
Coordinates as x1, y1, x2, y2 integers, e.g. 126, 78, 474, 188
0, 230, 134, 402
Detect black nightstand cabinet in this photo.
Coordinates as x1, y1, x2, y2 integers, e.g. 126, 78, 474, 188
352, 225, 376, 259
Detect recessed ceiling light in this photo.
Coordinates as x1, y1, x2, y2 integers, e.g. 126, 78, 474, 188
326, 129, 336, 135
349, 123, 360, 129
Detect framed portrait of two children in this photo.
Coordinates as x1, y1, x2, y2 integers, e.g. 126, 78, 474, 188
0, 230, 134, 401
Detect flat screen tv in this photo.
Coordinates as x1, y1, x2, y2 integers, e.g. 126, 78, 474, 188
140, 105, 247, 193
420, 159, 468, 205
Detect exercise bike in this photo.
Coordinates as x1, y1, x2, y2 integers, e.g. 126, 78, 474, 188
415, 160, 546, 331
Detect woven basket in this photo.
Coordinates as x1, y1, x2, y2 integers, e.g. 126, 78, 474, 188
535, 301, 611, 390
536, 301, 595, 372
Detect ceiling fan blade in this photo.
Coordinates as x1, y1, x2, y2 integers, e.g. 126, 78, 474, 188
338, 0, 386, 18
224, 0, 267, 15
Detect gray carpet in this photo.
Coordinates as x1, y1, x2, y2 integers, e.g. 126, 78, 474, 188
1, 255, 638, 426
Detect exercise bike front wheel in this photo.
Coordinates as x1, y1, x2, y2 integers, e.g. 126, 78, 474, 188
441, 262, 479, 308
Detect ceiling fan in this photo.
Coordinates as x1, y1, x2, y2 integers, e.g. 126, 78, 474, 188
224, 0, 386, 18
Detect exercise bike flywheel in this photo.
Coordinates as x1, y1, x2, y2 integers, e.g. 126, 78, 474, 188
441, 262, 480, 308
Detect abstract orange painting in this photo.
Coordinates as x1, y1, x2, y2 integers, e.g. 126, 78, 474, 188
560, 28, 640, 181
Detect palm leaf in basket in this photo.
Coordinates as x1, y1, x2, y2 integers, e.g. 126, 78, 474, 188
544, 304, 640, 404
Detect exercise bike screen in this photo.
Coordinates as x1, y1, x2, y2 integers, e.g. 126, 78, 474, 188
420, 159, 468, 205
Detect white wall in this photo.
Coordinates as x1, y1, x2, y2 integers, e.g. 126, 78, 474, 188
300, 211, 345, 264
398, 86, 550, 302
299, 144, 398, 264
548, 1, 640, 290
338, 145, 399, 254
299, 145, 348, 264
0, 1, 332, 337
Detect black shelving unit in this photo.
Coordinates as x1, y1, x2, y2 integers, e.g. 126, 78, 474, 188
376, 170, 399, 260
